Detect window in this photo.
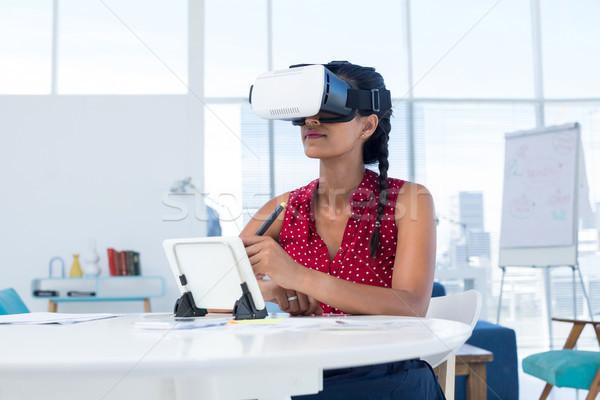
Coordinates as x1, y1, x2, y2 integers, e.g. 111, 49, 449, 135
204, 0, 268, 98
272, 0, 409, 97
0, 0, 52, 94
413, 102, 536, 318
411, 0, 534, 98
541, 0, 600, 98
204, 103, 247, 235
58, 0, 187, 94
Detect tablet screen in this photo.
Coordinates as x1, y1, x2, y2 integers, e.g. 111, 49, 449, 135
163, 236, 265, 311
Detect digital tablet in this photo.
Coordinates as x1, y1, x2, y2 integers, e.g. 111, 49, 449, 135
162, 236, 265, 312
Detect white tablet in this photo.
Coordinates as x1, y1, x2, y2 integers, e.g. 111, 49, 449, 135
162, 236, 265, 313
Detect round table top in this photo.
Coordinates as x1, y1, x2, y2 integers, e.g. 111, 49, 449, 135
2, 313, 471, 377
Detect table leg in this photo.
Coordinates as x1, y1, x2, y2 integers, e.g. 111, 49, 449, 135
434, 354, 456, 400
445, 354, 456, 400
465, 363, 487, 400
143, 298, 152, 313
435, 362, 448, 393
48, 300, 57, 312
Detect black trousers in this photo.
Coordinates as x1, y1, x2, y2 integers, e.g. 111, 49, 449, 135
292, 359, 446, 400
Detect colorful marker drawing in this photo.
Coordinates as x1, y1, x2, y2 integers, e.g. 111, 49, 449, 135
552, 132, 575, 155
500, 125, 582, 250
509, 196, 535, 219
552, 207, 567, 221
515, 144, 528, 158
504, 158, 522, 179
547, 190, 570, 207
524, 157, 562, 185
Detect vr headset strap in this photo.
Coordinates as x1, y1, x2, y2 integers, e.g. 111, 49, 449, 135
346, 89, 392, 113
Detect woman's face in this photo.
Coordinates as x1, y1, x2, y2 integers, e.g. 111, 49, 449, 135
300, 113, 377, 161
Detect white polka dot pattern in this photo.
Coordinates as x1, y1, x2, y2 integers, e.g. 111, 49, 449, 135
279, 169, 405, 314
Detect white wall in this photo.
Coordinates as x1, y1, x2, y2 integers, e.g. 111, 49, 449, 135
0, 95, 205, 313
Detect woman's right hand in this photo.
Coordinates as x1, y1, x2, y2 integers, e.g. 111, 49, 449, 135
257, 279, 323, 316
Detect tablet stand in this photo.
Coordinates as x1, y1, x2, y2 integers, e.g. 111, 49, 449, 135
174, 283, 268, 319
174, 291, 207, 317
233, 282, 268, 320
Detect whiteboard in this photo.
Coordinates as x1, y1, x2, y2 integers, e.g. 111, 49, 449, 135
499, 123, 580, 266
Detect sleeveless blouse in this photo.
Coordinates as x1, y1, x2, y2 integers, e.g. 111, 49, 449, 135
279, 169, 405, 314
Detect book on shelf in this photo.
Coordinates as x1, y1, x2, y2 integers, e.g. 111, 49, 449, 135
107, 248, 141, 276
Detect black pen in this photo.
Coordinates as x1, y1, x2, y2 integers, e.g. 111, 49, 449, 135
255, 202, 287, 235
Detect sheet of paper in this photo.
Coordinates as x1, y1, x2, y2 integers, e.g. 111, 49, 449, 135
215, 316, 422, 333
0, 312, 123, 325
133, 317, 230, 330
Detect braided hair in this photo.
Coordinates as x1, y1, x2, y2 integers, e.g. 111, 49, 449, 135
326, 62, 393, 258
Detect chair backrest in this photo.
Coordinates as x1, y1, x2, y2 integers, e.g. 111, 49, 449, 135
0, 288, 30, 315
423, 289, 482, 367
432, 281, 446, 297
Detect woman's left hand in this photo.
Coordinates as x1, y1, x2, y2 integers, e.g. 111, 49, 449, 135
241, 235, 303, 290
257, 279, 322, 316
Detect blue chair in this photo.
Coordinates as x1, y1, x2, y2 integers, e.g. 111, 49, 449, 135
206, 206, 222, 237
0, 288, 30, 314
432, 281, 446, 297
522, 317, 600, 400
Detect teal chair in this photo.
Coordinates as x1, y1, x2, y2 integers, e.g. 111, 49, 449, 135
522, 317, 600, 399
0, 288, 30, 314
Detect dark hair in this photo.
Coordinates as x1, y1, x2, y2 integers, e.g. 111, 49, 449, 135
327, 62, 393, 258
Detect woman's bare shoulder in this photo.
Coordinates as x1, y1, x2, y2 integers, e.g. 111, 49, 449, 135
395, 182, 435, 222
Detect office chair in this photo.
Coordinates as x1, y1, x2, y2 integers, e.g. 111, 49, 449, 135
425, 290, 482, 400
0, 287, 30, 314
523, 317, 600, 400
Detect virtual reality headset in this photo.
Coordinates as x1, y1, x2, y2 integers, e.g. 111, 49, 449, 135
249, 61, 392, 126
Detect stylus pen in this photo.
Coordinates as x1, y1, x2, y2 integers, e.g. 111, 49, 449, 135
255, 202, 286, 235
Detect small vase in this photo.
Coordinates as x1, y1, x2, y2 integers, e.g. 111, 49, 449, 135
82, 239, 102, 276
69, 254, 83, 277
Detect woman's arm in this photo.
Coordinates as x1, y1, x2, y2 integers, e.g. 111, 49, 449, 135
243, 182, 436, 316
240, 193, 322, 315
239, 193, 290, 240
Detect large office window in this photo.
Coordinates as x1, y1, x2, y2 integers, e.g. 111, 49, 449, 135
0, 1, 53, 94
411, 0, 534, 98
271, 0, 410, 97
541, 0, 600, 98
414, 103, 536, 270
204, 0, 268, 98
0, 0, 188, 95
58, 0, 188, 94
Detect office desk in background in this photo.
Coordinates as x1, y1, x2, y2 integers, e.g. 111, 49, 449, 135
0, 314, 471, 400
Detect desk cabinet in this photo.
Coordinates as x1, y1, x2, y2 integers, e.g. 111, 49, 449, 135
31, 276, 165, 312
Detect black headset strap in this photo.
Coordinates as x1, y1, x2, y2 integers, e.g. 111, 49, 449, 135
346, 88, 392, 113
288, 61, 393, 114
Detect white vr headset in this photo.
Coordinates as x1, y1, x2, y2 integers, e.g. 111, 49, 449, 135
249, 61, 392, 126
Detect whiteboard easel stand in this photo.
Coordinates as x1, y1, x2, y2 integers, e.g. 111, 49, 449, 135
496, 263, 593, 349
497, 123, 594, 349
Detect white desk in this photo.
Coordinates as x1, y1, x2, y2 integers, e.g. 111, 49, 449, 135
0, 314, 471, 400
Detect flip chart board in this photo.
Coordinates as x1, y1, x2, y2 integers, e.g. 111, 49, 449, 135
499, 123, 583, 266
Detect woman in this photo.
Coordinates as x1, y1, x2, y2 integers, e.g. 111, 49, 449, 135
241, 61, 443, 399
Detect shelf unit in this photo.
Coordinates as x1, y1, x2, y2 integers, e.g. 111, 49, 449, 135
31, 276, 166, 312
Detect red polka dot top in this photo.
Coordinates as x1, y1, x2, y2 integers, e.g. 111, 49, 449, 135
279, 169, 405, 314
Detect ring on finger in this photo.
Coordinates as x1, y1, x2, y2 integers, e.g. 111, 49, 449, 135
287, 296, 298, 301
